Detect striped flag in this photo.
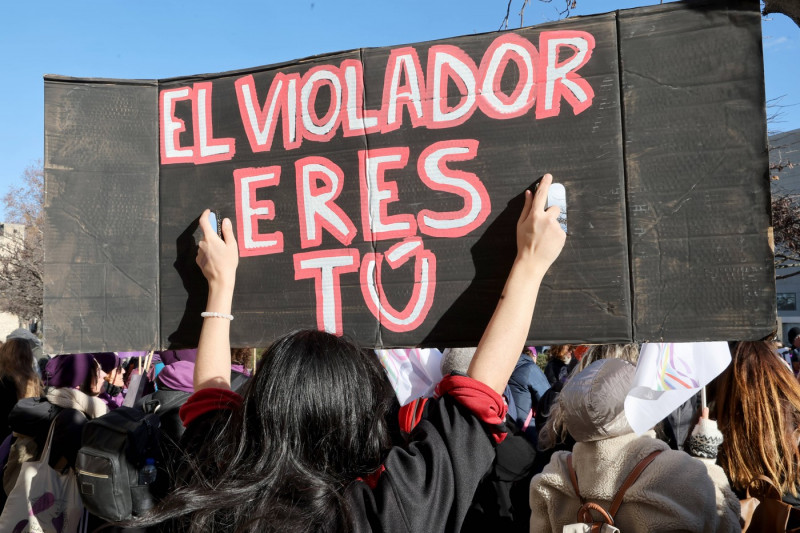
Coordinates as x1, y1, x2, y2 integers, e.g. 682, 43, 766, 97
624, 342, 730, 435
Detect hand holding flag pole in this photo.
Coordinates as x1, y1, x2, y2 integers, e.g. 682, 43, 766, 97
701, 386, 708, 419
624, 342, 729, 461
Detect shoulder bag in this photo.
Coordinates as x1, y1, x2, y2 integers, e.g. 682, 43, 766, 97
0, 419, 85, 533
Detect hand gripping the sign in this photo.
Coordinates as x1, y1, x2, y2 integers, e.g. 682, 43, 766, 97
468, 174, 567, 395
195, 209, 240, 391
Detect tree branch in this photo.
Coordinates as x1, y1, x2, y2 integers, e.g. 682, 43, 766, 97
763, 0, 800, 28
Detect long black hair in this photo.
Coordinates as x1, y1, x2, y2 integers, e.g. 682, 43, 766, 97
139, 330, 394, 532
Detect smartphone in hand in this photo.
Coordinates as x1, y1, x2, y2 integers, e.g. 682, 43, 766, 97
194, 209, 223, 244
544, 183, 567, 232
208, 210, 221, 238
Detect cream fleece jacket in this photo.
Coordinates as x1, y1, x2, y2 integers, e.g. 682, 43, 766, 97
530, 432, 741, 533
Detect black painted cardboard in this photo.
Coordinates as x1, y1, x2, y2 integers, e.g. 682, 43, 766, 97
43, 0, 774, 352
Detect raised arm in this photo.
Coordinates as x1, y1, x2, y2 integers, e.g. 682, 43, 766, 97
194, 209, 239, 391
468, 174, 566, 394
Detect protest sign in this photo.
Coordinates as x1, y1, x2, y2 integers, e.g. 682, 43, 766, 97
43, 0, 774, 352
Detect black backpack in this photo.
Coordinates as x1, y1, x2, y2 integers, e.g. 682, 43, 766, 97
75, 405, 161, 522
8, 396, 62, 439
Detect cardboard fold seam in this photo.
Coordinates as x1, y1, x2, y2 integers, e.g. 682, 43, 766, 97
357, 45, 384, 349
155, 79, 163, 350
615, 10, 636, 342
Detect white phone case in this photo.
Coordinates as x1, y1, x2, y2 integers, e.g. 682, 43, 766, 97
545, 182, 567, 232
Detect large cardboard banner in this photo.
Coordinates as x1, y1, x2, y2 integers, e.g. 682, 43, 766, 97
43, 0, 775, 352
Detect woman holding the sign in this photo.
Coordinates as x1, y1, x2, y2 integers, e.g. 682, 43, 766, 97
138, 175, 565, 532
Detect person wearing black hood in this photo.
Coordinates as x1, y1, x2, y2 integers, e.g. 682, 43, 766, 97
789, 327, 800, 361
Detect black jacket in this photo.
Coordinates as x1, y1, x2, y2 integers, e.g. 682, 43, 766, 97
177, 377, 506, 532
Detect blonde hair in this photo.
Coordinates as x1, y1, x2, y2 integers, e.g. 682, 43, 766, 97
715, 341, 800, 496
537, 398, 567, 451
575, 343, 639, 373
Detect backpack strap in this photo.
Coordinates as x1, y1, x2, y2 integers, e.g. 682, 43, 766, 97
577, 502, 614, 526
746, 475, 782, 500
569, 454, 612, 526
608, 450, 663, 518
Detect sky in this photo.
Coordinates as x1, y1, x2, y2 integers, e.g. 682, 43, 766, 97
1, 0, 798, 221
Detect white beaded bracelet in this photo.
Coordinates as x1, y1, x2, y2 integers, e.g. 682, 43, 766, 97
201, 311, 234, 321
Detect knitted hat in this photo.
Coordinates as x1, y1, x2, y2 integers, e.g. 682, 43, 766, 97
560, 358, 636, 442
440, 347, 476, 375
6, 328, 41, 347
93, 352, 119, 373
44, 353, 97, 388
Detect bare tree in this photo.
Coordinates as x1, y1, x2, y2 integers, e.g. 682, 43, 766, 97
501, 0, 575, 29
503, 0, 800, 29
3, 162, 44, 229
772, 192, 800, 279
0, 162, 44, 322
769, 120, 799, 278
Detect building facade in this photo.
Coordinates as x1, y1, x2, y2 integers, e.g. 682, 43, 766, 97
771, 129, 800, 343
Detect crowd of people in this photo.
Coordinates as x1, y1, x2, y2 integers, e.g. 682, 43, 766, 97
0, 176, 798, 532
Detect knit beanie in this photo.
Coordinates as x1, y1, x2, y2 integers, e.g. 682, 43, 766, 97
441, 347, 476, 375
6, 328, 41, 348
93, 352, 119, 373
44, 353, 96, 388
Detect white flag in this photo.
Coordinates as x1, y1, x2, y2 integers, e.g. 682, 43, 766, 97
624, 342, 731, 435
